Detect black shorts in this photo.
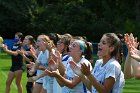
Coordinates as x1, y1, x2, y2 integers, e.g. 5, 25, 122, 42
36, 82, 43, 85
10, 65, 24, 72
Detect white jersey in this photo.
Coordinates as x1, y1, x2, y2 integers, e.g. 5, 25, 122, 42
62, 54, 72, 67
91, 58, 125, 93
36, 50, 54, 93
53, 54, 73, 93
35, 50, 48, 83
62, 57, 92, 93
36, 50, 49, 79
36, 50, 49, 67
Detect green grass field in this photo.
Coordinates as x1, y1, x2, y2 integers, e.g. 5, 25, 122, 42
0, 53, 27, 93
0, 53, 140, 93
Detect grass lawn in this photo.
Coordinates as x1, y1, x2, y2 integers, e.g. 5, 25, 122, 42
0, 53, 27, 93
0, 53, 140, 93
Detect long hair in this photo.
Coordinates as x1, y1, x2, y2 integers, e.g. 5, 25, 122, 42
15, 32, 24, 42
104, 33, 122, 63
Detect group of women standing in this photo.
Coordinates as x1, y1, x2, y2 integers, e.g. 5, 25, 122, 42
1, 32, 128, 93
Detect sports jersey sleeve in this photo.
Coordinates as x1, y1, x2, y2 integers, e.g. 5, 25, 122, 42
105, 62, 121, 81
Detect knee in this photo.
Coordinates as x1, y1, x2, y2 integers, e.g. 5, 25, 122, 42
15, 81, 21, 86
6, 80, 11, 86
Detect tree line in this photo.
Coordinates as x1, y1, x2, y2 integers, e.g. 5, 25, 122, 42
0, 0, 140, 42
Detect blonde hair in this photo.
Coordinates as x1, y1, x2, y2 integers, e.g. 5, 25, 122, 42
38, 34, 55, 48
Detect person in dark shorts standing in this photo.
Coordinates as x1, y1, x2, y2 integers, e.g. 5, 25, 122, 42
17, 35, 37, 93
2, 32, 24, 93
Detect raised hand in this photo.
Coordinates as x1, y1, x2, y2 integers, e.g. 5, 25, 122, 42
124, 34, 129, 45
81, 62, 91, 76
28, 47, 36, 56
48, 49, 63, 71
129, 33, 139, 48
45, 68, 60, 77
29, 64, 36, 76
26, 62, 35, 69
31, 71, 48, 81
130, 47, 140, 61
1, 44, 8, 51
46, 41, 54, 52
124, 33, 139, 57
30, 46, 36, 54
48, 56, 58, 71
124, 33, 139, 49
51, 49, 61, 63
69, 61, 82, 76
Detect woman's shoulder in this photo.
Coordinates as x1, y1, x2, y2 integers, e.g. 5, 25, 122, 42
81, 57, 90, 63
95, 59, 103, 65
106, 58, 121, 69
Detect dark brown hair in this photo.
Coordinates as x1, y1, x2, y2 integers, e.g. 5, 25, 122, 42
104, 33, 122, 63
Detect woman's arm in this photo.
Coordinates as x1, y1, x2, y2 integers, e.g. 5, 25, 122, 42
124, 33, 140, 79
124, 55, 134, 79
2, 44, 18, 56
81, 63, 115, 93
44, 68, 80, 88
17, 50, 32, 63
29, 61, 40, 75
87, 73, 115, 93
54, 70, 81, 89
27, 47, 38, 61
49, 49, 66, 76
69, 61, 92, 91
130, 47, 140, 62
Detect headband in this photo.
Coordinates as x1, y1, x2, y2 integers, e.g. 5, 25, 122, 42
75, 40, 85, 53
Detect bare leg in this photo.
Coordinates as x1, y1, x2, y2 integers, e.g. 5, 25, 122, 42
32, 82, 42, 93
5, 71, 15, 93
41, 88, 47, 93
15, 70, 23, 93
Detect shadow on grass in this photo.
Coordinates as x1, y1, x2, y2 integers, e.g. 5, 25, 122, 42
124, 86, 140, 90
0, 54, 11, 59
123, 79, 140, 93
0, 66, 10, 71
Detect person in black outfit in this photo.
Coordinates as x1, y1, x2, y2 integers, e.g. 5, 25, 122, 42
17, 35, 37, 93
2, 32, 24, 93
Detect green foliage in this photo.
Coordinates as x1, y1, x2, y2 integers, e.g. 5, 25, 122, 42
0, 0, 37, 38
0, 0, 140, 42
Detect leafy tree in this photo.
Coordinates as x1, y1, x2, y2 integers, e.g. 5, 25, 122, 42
0, 0, 140, 42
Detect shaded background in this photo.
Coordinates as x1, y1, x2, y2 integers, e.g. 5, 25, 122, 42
0, 0, 140, 42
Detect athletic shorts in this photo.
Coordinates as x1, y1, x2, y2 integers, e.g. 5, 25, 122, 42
10, 65, 24, 72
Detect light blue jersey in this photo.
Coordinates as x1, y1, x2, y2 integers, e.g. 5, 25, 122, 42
36, 50, 54, 93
